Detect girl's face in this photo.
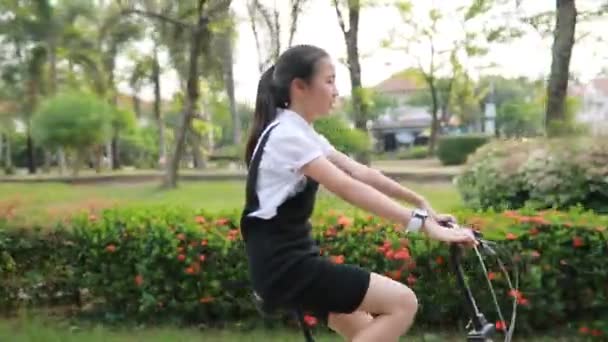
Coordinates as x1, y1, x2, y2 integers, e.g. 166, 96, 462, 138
292, 57, 339, 120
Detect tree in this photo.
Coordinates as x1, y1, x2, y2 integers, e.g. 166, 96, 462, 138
216, 10, 240, 146
497, 100, 544, 138
332, 0, 370, 163
513, 0, 608, 136
247, 0, 309, 72
31, 91, 113, 176
119, 0, 233, 189
545, 0, 577, 135
390, 1, 499, 153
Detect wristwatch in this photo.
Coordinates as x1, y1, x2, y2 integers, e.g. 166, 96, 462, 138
406, 208, 429, 233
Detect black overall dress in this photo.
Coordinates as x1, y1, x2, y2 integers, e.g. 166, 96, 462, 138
240, 122, 371, 323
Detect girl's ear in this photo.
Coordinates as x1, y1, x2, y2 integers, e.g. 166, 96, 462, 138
292, 78, 308, 92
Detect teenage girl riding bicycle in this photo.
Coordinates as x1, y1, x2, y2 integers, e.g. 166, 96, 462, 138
239, 44, 478, 342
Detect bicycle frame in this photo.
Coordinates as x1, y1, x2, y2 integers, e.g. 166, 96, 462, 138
450, 242, 496, 341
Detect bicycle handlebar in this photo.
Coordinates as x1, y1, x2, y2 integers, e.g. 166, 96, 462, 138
443, 222, 497, 342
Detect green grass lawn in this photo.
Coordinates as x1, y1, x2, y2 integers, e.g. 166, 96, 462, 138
0, 180, 463, 226
0, 313, 583, 342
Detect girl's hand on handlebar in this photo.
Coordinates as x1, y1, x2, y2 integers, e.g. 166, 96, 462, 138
424, 221, 479, 247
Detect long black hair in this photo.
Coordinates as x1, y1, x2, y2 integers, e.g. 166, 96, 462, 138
244, 45, 329, 166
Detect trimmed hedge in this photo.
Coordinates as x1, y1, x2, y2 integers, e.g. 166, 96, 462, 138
0, 206, 607, 338
437, 134, 491, 165
456, 137, 608, 213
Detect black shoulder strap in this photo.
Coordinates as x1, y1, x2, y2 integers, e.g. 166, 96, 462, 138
244, 122, 280, 211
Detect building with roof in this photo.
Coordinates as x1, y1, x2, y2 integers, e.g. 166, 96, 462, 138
367, 71, 433, 152
576, 77, 608, 136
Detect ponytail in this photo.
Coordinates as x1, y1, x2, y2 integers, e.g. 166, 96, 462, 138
244, 45, 328, 167
245, 65, 285, 166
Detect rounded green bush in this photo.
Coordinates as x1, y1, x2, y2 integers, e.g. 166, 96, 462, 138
437, 134, 491, 165
455, 137, 608, 213
314, 115, 371, 156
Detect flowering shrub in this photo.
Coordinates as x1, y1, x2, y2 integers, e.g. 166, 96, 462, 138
456, 137, 608, 213
0, 205, 607, 339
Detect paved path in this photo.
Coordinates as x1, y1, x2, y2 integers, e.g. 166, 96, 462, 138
0, 159, 461, 184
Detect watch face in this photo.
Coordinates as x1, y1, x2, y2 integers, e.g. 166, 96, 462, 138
415, 209, 428, 218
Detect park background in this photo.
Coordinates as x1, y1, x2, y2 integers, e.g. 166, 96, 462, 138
1, 0, 607, 340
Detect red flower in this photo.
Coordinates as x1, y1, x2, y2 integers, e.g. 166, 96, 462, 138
591, 329, 602, 337
517, 297, 529, 306
177, 254, 186, 262
199, 296, 214, 303
435, 256, 445, 265
572, 236, 584, 248
407, 274, 417, 286
88, 214, 97, 222
337, 215, 352, 227
385, 250, 395, 260
506, 233, 517, 240
201, 239, 208, 246
227, 229, 239, 241
579, 326, 589, 335
488, 272, 497, 281
517, 216, 531, 224
407, 261, 417, 270
530, 216, 549, 225
177, 233, 186, 241
331, 255, 345, 264
303, 314, 318, 327
195, 216, 206, 224
393, 248, 410, 260
134, 275, 143, 286
216, 218, 229, 226
508, 289, 523, 300
531, 250, 541, 258
324, 228, 337, 237
199, 254, 206, 262
387, 270, 402, 280
529, 227, 540, 236
106, 244, 116, 253
185, 267, 195, 275
495, 320, 507, 331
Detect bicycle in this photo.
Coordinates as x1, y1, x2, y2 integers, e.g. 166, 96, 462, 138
250, 222, 519, 342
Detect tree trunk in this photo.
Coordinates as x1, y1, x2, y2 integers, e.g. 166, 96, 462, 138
0, 133, 3, 167
92, 145, 102, 173
72, 149, 85, 178
58, 148, 67, 175
222, 34, 240, 145
111, 134, 120, 170
132, 94, 141, 118
546, 0, 577, 135
49, 39, 57, 95
428, 79, 440, 154
4, 135, 12, 174
26, 127, 36, 174
153, 44, 166, 169
334, 0, 369, 165
189, 126, 206, 169
163, 21, 206, 189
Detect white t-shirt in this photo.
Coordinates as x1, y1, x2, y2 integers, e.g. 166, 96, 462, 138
248, 108, 336, 219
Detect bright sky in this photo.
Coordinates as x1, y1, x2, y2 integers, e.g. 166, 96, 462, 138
118, 0, 608, 105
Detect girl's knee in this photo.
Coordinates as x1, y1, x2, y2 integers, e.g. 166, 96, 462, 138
328, 311, 373, 339
395, 285, 418, 316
